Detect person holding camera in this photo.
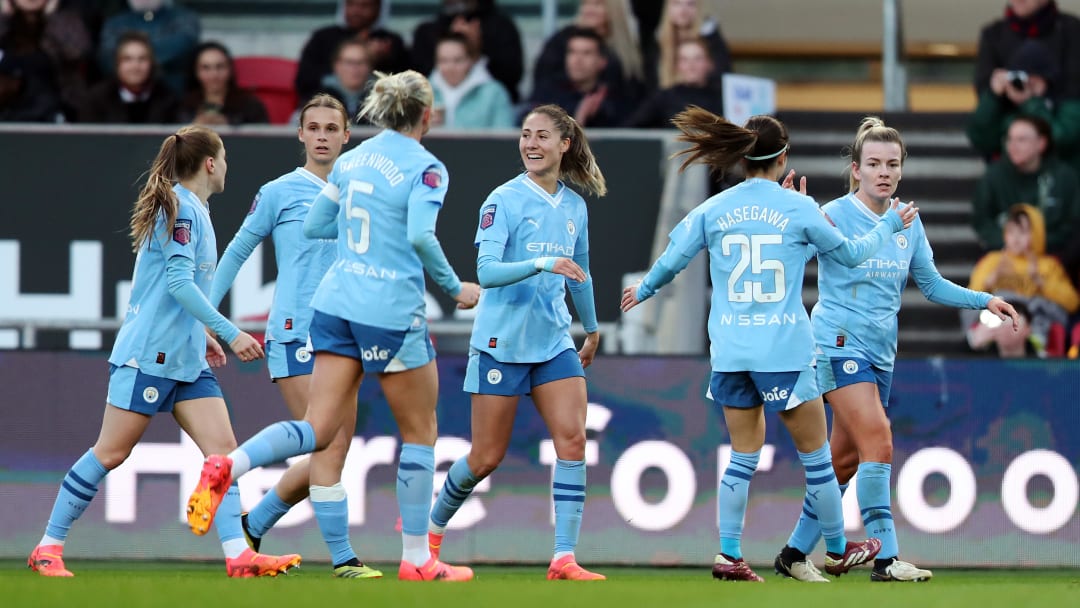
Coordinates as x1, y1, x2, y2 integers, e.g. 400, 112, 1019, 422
967, 37, 1080, 175
974, 1, 1080, 101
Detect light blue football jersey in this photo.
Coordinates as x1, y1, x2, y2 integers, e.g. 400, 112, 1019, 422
235, 167, 336, 343
812, 193, 990, 370
470, 173, 589, 363
668, 178, 860, 372
310, 129, 449, 330
109, 185, 217, 381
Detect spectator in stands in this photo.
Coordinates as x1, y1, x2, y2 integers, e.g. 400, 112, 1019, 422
653, 0, 730, 91
80, 30, 177, 123
98, 0, 200, 96
179, 41, 268, 127
624, 38, 720, 128
966, 204, 1079, 356
967, 37, 1080, 173
975, 0, 1080, 100
0, 46, 60, 121
300, 37, 373, 126
972, 114, 1080, 255
532, 0, 645, 104
412, 0, 523, 103
294, 0, 409, 102
527, 27, 627, 128
429, 32, 513, 130
0, 0, 92, 121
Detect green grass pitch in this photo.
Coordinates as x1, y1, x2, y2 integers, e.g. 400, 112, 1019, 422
5, 561, 1078, 608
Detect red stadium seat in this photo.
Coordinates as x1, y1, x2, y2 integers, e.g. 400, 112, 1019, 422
233, 56, 299, 125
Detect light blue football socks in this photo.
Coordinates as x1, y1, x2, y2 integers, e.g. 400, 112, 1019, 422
718, 449, 760, 559
229, 420, 316, 478
798, 443, 847, 554
787, 480, 849, 554
553, 459, 587, 557
857, 462, 897, 559
398, 444, 435, 565
429, 457, 482, 532
42, 448, 109, 545
245, 489, 293, 539
310, 483, 356, 567
215, 482, 248, 558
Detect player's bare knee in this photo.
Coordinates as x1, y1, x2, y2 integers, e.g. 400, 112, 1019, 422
309, 419, 338, 450
467, 446, 507, 478
866, 443, 893, 465
855, 427, 892, 464
551, 432, 586, 461
93, 446, 130, 470
834, 459, 858, 484
397, 417, 437, 446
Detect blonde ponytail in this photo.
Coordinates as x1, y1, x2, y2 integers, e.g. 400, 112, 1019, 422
358, 70, 433, 132
845, 116, 906, 192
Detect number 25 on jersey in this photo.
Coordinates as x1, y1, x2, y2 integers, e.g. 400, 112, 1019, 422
722, 233, 785, 303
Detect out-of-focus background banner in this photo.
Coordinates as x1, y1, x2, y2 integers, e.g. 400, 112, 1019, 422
1, 353, 1076, 566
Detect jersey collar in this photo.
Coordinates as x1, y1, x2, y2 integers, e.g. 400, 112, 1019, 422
173, 183, 211, 220
295, 167, 327, 187
845, 192, 885, 222
520, 173, 565, 208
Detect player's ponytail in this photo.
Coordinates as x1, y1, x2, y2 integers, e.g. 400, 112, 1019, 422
671, 107, 789, 177
358, 70, 433, 132
526, 104, 607, 197
129, 126, 222, 252
845, 116, 907, 192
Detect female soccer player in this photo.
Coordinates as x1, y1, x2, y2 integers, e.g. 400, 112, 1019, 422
28, 126, 300, 578
426, 104, 607, 581
208, 94, 349, 556
186, 70, 481, 582
620, 108, 918, 581
773, 117, 1019, 583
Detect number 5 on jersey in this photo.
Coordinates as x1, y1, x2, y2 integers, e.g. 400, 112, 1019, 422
722, 233, 785, 303
345, 179, 373, 254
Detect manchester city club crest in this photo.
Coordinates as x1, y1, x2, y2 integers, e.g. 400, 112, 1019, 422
567, 220, 576, 235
